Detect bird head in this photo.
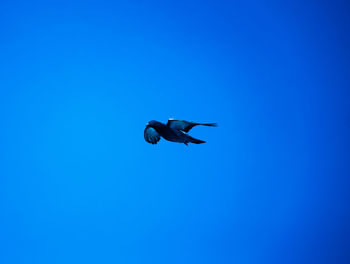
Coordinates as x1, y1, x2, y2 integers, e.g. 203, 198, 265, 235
147, 120, 162, 128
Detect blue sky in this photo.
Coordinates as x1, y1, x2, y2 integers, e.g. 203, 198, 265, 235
0, 0, 349, 263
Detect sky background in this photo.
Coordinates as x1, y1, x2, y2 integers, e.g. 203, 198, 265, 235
0, 0, 350, 263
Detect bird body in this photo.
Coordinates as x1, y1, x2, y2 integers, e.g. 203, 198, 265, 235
144, 119, 217, 145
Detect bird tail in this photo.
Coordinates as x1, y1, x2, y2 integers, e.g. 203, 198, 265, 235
187, 135, 206, 144
200, 122, 218, 127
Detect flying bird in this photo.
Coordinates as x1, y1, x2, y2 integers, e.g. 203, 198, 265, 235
144, 119, 217, 145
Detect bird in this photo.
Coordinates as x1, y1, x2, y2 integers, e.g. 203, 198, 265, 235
144, 118, 217, 145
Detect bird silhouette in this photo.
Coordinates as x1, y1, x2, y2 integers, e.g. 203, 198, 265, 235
144, 119, 217, 145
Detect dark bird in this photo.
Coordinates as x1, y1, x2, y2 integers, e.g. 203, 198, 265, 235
144, 118, 217, 145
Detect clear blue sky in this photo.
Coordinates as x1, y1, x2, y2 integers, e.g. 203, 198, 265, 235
1, 0, 349, 263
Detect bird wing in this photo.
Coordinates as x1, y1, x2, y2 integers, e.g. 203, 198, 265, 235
144, 125, 161, 144
167, 118, 217, 133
